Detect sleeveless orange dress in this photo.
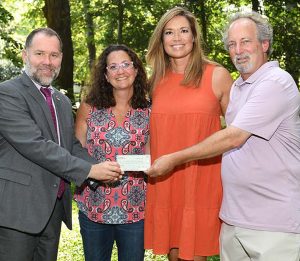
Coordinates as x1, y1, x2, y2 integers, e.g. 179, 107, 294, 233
144, 64, 222, 259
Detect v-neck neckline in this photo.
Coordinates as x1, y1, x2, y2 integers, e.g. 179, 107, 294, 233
110, 107, 131, 126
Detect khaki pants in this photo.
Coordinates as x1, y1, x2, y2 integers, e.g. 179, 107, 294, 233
220, 222, 300, 261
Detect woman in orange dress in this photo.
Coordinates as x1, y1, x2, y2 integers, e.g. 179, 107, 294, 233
144, 7, 233, 261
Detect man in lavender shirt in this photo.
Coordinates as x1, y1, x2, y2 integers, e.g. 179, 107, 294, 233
145, 11, 300, 261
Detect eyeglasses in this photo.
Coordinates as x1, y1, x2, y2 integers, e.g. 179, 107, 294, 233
227, 39, 253, 50
106, 61, 134, 72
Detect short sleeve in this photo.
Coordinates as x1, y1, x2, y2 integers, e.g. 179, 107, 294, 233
231, 80, 289, 140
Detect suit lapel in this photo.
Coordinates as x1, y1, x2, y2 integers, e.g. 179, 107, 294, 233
21, 73, 59, 143
52, 90, 65, 146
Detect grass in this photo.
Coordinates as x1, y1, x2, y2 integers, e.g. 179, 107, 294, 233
58, 202, 220, 261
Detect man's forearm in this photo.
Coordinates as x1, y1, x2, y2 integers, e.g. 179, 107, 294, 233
171, 126, 240, 164
146, 126, 251, 177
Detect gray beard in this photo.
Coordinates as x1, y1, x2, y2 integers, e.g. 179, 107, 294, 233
234, 62, 253, 74
24, 63, 60, 86
233, 54, 253, 74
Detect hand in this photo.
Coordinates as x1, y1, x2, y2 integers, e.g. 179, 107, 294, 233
88, 161, 122, 182
145, 154, 175, 178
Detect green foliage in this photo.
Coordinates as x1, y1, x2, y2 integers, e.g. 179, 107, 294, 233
2, 0, 299, 90
264, 0, 300, 85
0, 60, 21, 81
0, 3, 23, 68
189, 0, 236, 71
16, 0, 45, 33
69, 0, 182, 84
0, 4, 12, 25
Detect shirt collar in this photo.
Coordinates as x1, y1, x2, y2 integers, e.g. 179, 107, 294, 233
235, 61, 279, 88
33, 80, 54, 95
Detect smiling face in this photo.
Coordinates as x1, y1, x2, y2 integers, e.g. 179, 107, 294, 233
227, 18, 269, 80
105, 50, 137, 93
22, 32, 62, 86
162, 15, 194, 62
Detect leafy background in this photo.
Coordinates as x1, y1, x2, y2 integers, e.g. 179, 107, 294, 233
1, 0, 299, 95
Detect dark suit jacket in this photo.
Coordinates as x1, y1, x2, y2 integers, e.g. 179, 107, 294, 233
0, 73, 96, 233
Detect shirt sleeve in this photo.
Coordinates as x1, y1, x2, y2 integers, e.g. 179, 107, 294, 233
231, 80, 289, 140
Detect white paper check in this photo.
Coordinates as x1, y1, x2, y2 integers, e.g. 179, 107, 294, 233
116, 155, 151, 172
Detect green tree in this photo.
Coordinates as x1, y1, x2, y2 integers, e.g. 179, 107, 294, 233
264, 0, 300, 85
0, 3, 23, 68
2, 0, 299, 94
70, 0, 181, 85
82, 0, 96, 69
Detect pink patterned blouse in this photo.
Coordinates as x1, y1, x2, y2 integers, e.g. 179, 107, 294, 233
74, 106, 150, 224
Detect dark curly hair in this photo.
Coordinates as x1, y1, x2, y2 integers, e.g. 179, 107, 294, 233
85, 44, 149, 109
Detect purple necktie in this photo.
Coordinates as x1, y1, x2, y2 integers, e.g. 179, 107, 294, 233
40, 87, 65, 199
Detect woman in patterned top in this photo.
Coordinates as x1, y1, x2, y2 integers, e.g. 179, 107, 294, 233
74, 44, 150, 261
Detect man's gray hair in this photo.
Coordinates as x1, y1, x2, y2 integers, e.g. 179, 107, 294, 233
222, 11, 273, 56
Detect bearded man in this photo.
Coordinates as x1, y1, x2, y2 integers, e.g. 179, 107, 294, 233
0, 28, 122, 261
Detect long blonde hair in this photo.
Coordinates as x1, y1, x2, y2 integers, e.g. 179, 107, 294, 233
147, 6, 212, 94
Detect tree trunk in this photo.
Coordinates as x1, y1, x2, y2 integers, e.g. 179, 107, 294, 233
199, 0, 207, 44
43, 0, 74, 101
117, 0, 124, 44
284, 1, 300, 85
82, 0, 96, 69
